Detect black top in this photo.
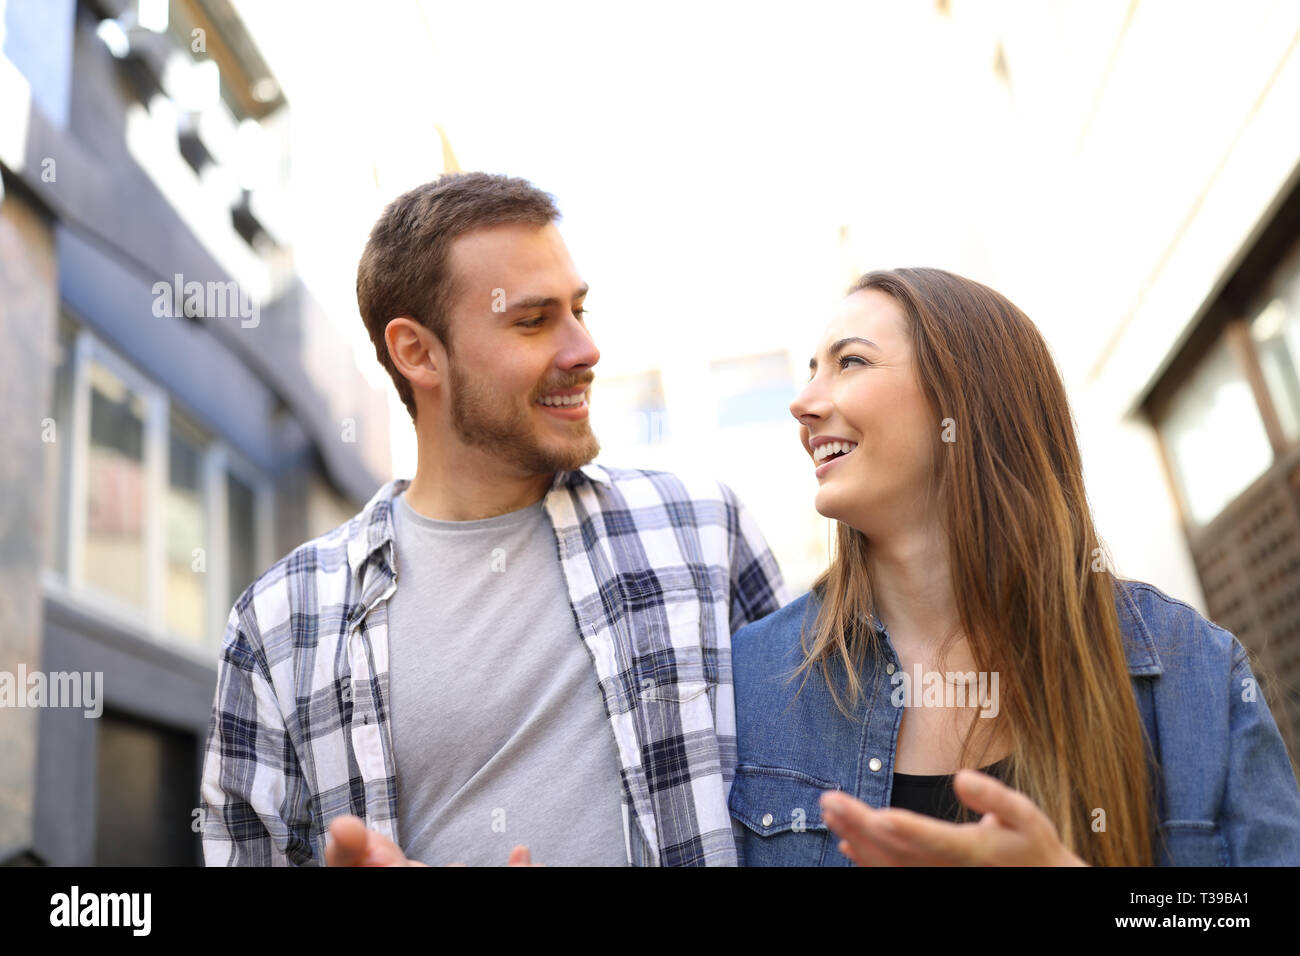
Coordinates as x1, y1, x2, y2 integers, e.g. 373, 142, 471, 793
888, 756, 1013, 821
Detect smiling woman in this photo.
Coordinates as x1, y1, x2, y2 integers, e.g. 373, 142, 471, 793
729, 267, 1300, 867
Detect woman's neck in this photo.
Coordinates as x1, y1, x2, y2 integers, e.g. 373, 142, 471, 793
866, 520, 961, 655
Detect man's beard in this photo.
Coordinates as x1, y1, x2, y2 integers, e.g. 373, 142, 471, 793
446, 360, 600, 475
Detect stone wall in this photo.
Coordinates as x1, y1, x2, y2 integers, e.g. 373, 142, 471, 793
0, 188, 57, 861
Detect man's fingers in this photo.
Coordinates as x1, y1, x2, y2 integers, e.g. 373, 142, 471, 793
325, 815, 370, 867
329, 832, 550, 868
325, 815, 420, 866
507, 845, 544, 867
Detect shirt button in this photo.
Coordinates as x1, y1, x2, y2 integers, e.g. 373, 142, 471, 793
761, 813, 774, 827
886, 663, 895, 675
868, 757, 882, 772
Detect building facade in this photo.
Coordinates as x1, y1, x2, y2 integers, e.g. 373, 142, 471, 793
1, 0, 390, 864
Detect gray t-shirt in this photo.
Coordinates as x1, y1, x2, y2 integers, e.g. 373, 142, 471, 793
387, 489, 628, 866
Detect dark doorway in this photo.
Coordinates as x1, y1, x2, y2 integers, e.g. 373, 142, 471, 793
94, 708, 202, 866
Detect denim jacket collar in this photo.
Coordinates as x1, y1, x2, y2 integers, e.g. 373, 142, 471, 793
1114, 581, 1165, 676
863, 579, 1165, 678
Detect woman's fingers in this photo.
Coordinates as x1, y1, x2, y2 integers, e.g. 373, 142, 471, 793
952, 769, 1039, 832
821, 792, 959, 865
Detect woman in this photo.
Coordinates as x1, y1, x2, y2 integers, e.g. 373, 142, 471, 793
729, 267, 1300, 866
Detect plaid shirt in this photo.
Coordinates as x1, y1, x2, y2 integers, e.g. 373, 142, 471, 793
200, 463, 788, 866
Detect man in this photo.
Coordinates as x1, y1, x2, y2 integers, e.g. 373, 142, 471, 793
199, 172, 788, 866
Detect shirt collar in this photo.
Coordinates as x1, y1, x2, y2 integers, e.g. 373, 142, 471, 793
345, 464, 612, 583
551, 461, 612, 490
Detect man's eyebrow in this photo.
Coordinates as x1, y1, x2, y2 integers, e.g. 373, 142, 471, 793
808, 336, 879, 371
505, 285, 589, 312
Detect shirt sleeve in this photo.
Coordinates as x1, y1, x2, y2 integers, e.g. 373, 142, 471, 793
199, 603, 312, 866
1221, 642, 1300, 865
718, 481, 791, 633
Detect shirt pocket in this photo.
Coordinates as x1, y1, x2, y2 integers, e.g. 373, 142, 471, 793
728, 764, 839, 866
1157, 820, 1229, 866
634, 587, 717, 702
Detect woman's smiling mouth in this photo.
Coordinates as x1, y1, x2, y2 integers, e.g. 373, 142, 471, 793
809, 437, 858, 477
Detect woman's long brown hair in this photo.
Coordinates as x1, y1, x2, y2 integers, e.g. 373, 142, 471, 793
794, 267, 1156, 866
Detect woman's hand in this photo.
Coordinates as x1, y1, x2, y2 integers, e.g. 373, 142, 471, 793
820, 768, 1088, 866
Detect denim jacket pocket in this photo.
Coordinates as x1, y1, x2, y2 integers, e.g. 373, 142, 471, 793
1157, 820, 1229, 866
729, 764, 840, 866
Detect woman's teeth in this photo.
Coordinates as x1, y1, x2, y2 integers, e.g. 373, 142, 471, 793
813, 440, 857, 463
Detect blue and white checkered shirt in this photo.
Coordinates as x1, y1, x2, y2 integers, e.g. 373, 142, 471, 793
200, 463, 788, 866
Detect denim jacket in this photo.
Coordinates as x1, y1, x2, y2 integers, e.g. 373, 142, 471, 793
729, 580, 1300, 866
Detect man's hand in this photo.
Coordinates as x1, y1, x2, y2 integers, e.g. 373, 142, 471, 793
820, 768, 1089, 866
325, 815, 544, 866
326, 815, 426, 866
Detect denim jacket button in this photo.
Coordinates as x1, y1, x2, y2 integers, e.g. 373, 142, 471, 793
886, 663, 895, 675
761, 813, 774, 827
869, 757, 882, 772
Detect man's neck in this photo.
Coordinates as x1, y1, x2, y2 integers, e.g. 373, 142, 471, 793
402, 463, 555, 522
401, 426, 556, 521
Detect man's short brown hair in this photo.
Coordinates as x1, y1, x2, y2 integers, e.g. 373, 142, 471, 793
356, 172, 561, 421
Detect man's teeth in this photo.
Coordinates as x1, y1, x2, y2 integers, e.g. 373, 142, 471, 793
813, 440, 858, 463
538, 393, 585, 407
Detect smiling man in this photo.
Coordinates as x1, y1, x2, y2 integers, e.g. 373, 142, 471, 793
199, 172, 788, 866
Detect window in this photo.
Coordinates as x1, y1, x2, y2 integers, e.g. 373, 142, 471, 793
590, 370, 670, 446
42, 314, 77, 576
1250, 257, 1300, 445
1147, 218, 1300, 764
43, 316, 272, 658
84, 359, 149, 609
1155, 333, 1275, 527
711, 352, 795, 428
225, 470, 258, 611
165, 411, 209, 645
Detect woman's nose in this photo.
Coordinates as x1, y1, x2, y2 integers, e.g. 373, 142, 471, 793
790, 379, 830, 424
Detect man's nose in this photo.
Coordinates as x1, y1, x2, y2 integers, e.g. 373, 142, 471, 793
559, 311, 599, 371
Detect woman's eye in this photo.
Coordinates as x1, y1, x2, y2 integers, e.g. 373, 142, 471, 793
839, 355, 869, 369
518, 317, 544, 328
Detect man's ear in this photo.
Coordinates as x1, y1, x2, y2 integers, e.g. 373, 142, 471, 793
385, 317, 443, 394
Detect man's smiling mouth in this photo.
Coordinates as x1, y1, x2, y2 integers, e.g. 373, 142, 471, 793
538, 393, 586, 407
535, 386, 590, 416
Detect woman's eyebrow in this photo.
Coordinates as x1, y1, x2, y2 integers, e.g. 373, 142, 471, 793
808, 336, 880, 371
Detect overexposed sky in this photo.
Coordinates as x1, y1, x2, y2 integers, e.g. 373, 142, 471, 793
230, 0, 1297, 510
219, 0, 1300, 599
229, 0, 1135, 478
